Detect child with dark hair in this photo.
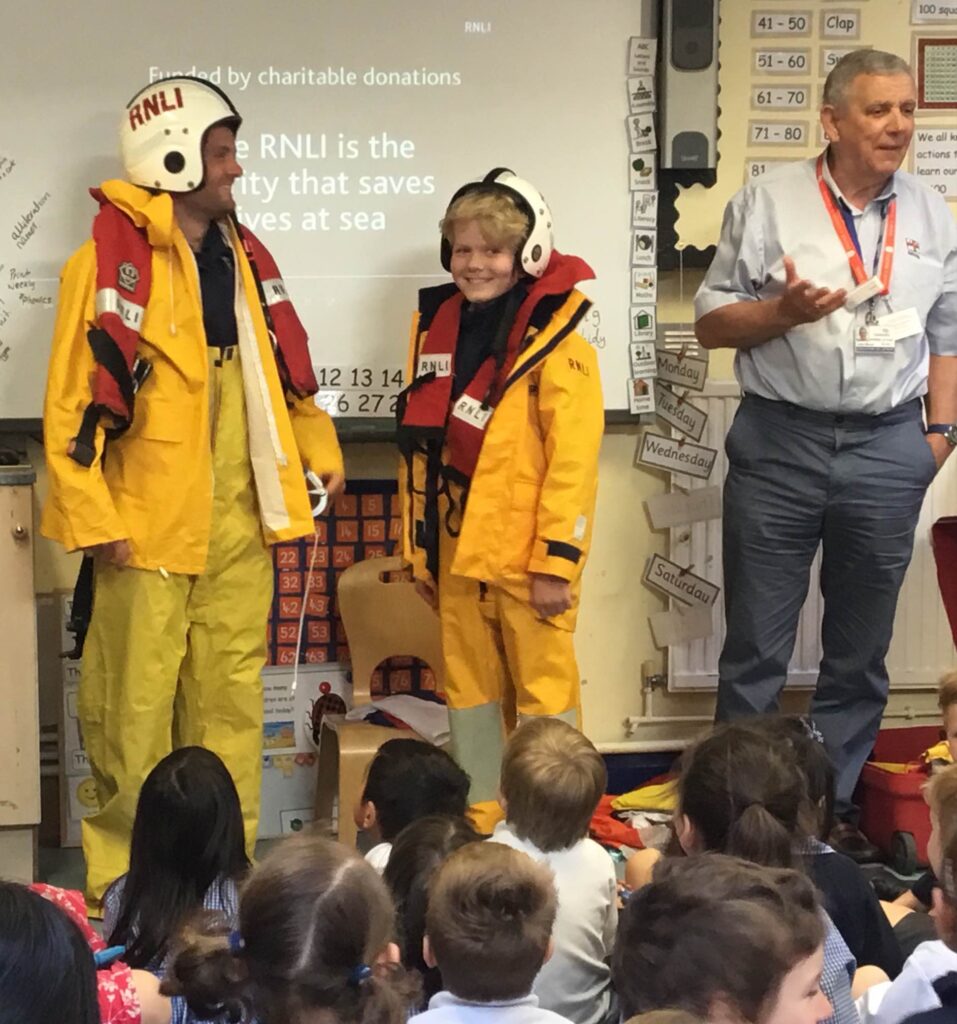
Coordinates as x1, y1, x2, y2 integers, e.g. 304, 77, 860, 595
741, 716, 902, 979
491, 718, 617, 1024
419, 841, 568, 1024
355, 738, 472, 871
612, 854, 832, 1024
164, 832, 418, 1024
673, 723, 860, 1024
0, 881, 103, 1024
104, 745, 249, 972
384, 814, 484, 1006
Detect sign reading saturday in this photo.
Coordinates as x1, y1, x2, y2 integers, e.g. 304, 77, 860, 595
643, 553, 720, 607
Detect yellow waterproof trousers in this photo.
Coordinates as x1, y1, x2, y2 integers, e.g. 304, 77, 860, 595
79, 347, 273, 908
437, 492, 580, 834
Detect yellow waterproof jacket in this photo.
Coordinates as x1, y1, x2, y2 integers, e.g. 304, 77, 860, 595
401, 287, 603, 611
42, 180, 343, 574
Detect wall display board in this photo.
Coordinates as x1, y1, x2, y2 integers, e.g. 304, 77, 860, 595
0, 1, 657, 425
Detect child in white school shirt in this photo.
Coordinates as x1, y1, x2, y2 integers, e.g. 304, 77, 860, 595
418, 841, 571, 1024
489, 718, 618, 1024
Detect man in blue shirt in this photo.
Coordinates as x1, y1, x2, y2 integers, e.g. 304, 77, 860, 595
695, 50, 957, 859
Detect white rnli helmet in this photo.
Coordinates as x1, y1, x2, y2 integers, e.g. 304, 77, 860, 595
441, 167, 554, 278
120, 76, 241, 193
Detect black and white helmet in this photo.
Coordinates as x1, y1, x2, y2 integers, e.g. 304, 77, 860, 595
120, 76, 241, 193
441, 167, 554, 278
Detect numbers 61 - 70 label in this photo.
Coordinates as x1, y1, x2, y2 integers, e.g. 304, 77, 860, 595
752, 85, 810, 110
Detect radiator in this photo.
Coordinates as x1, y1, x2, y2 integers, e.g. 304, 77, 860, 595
667, 383, 957, 691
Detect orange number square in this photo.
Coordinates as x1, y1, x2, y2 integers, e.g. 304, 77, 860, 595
276, 623, 299, 644
363, 520, 386, 542
336, 520, 359, 543
308, 621, 332, 644
279, 571, 302, 594
361, 494, 384, 517
276, 546, 301, 569
335, 494, 358, 516
332, 546, 356, 568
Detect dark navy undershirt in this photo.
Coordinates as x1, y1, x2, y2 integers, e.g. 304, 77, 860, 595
452, 283, 526, 401
195, 222, 238, 349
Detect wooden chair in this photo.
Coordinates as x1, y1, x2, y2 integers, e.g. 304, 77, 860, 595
313, 556, 445, 849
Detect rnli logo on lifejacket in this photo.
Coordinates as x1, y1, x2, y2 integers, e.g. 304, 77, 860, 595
117, 261, 139, 293
451, 394, 492, 430
417, 354, 452, 379
262, 278, 290, 306
128, 87, 185, 131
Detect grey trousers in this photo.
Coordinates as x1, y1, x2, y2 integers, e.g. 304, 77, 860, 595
716, 394, 936, 820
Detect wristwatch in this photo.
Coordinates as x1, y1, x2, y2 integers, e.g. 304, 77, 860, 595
926, 423, 957, 447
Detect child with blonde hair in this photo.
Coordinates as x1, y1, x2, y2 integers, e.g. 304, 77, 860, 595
491, 717, 616, 1024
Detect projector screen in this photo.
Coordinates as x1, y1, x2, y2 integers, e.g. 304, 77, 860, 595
0, 0, 651, 424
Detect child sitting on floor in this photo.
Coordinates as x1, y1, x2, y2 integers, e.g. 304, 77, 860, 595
612, 854, 833, 1024
490, 717, 617, 1024
743, 715, 902, 979
105, 746, 248, 974
887, 671, 957, 958
670, 722, 861, 1024
418, 841, 569, 1024
164, 833, 418, 1024
355, 738, 471, 871
384, 814, 484, 1007
1, 881, 169, 1024
861, 764, 957, 1024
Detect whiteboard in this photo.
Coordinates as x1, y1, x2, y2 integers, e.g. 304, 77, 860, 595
0, 0, 652, 422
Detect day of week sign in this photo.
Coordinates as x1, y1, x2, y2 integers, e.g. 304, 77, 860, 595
821, 10, 860, 37
751, 10, 813, 35
637, 432, 718, 480
657, 349, 708, 391
749, 120, 809, 145
752, 84, 811, 109
754, 47, 811, 73
643, 553, 720, 608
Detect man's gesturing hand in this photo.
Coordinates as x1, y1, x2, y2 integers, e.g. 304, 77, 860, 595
778, 256, 847, 326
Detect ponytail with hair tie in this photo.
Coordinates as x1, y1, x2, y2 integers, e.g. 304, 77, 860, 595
350, 964, 373, 986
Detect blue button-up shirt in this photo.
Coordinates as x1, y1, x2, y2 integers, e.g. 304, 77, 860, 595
695, 152, 957, 413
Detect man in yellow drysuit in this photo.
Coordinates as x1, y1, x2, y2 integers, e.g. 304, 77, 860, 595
42, 77, 344, 908
397, 170, 604, 832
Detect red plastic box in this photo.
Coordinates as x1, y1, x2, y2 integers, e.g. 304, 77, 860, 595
856, 725, 941, 874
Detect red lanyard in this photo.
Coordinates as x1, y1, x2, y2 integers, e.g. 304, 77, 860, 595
815, 154, 896, 294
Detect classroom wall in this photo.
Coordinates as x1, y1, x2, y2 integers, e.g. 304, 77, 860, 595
21, 0, 950, 753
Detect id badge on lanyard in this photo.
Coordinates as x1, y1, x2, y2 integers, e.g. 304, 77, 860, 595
815, 155, 897, 355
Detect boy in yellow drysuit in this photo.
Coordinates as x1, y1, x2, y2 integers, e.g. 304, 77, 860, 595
397, 170, 603, 831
